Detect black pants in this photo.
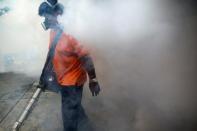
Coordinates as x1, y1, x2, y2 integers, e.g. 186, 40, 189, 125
60, 86, 86, 131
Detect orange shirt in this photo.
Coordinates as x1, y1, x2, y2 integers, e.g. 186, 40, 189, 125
49, 30, 89, 86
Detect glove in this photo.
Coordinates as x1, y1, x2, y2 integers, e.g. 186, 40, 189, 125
89, 79, 101, 96
37, 81, 46, 91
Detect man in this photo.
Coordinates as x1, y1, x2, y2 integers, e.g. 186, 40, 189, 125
38, 0, 101, 131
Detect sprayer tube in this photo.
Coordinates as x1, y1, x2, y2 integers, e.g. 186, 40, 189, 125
12, 88, 42, 131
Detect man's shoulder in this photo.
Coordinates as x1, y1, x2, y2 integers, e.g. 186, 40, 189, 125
62, 33, 80, 45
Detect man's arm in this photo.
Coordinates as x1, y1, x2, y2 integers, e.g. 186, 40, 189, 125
80, 55, 101, 96
80, 55, 96, 79
70, 35, 101, 96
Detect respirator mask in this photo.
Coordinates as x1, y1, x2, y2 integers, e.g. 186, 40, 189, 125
38, 0, 64, 30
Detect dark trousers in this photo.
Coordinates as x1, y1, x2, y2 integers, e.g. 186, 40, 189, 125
60, 86, 86, 131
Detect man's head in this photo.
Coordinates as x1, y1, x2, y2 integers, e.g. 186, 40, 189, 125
47, 0, 57, 6
38, 0, 64, 30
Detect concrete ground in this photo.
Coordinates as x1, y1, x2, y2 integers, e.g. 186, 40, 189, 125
0, 72, 111, 131
1, 71, 196, 131
0, 72, 61, 131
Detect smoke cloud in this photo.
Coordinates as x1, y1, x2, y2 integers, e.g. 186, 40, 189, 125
0, 0, 47, 75
0, 0, 197, 131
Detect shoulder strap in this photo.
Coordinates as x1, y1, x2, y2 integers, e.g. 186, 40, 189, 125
48, 29, 63, 59
39, 29, 63, 83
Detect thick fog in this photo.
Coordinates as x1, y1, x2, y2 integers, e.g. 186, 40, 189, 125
0, 0, 197, 131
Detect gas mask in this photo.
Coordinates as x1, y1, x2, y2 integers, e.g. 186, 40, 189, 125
41, 14, 58, 30
38, 0, 64, 30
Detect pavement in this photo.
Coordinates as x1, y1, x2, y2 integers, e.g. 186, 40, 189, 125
0, 72, 109, 131
0, 72, 61, 131
1, 70, 196, 131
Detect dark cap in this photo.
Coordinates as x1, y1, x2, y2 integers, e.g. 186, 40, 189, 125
47, 0, 58, 6
38, 1, 64, 30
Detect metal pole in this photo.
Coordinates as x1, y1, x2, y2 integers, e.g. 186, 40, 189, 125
12, 83, 42, 131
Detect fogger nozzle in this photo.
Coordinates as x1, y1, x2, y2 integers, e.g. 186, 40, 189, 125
12, 83, 42, 131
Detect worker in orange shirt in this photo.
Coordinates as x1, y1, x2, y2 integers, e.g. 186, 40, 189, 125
38, 0, 101, 131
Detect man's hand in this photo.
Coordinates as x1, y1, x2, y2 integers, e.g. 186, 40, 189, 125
80, 55, 100, 96
89, 79, 101, 96
37, 82, 46, 91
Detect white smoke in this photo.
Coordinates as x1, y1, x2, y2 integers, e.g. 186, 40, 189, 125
0, 0, 197, 131
0, 0, 48, 75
